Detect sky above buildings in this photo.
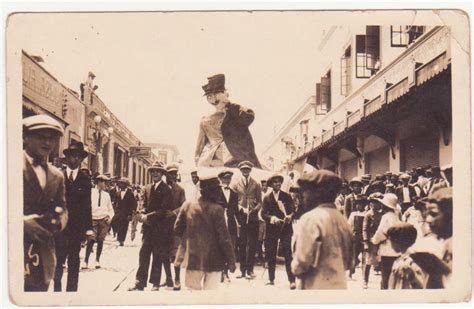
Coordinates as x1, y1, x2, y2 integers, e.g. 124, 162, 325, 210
11, 12, 326, 167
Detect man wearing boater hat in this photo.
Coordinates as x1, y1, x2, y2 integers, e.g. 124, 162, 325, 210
53, 140, 93, 292
261, 173, 296, 289
23, 115, 68, 291
195, 73, 261, 168
129, 161, 172, 291
115, 177, 137, 246
165, 163, 186, 290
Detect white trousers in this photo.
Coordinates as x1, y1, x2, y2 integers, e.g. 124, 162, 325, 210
185, 270, 221, 290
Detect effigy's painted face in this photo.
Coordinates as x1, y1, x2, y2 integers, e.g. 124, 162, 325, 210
206, 94, 217, 105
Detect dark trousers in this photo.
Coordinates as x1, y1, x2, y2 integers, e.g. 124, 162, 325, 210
350, 237, 364, 276
401, 203, 412, 214
135, 237, 153, 287
136, 237, 172, 287
380, 256, 397, 289
265, 231, 295, 283
238, 221, 259, 275
53, 238, 82, 292
116, 217, 129, 243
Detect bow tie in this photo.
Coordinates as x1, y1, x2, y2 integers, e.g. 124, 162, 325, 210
32, 157, 46, 168
223, 187, 230, 190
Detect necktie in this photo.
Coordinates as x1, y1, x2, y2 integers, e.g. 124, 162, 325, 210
245, 177, 249, 188
69, 170, 74, 182
98, 190, 101, 207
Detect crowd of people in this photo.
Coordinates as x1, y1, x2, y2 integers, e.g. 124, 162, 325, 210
23, 114, 454, 292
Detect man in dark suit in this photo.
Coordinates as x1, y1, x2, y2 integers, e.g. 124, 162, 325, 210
129, 162, 172, 291
232, 161, 262, 279
108, 177, 120, 238
217, 168, 240, 282
396, 173, 418, 214
23, 115, 68, 291
165, 163, 186, 290
198, 73, 261, 168
115, 177, 137, 246
53, 141, 93, 292
261, 174, 296, 289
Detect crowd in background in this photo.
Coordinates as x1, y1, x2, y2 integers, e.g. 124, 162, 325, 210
23, 114, 454, 292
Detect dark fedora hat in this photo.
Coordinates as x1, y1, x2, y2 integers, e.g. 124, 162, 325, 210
202, 74, 226, 96
63, 141, 88, 159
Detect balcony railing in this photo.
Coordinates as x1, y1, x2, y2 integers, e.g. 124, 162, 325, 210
363, 96, 382, 117
321, 129, 333, 143
291, 27, 450, 162
334, 120, 347, 136
347, 109, 361, 127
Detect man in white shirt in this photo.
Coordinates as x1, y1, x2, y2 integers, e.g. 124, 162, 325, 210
83, 175, 114, 269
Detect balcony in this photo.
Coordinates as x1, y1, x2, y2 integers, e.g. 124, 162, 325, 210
292, 26, 451, 163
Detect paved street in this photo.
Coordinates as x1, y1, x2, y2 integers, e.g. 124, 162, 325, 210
57, 222, 382, 293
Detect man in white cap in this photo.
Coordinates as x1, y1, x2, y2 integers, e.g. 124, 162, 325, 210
232, 160, 262, 279
216, 168, 240, 283
23, 114, 68, 291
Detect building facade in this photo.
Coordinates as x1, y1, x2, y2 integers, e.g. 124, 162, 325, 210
22, 51, 86, 166
262, 26, 452, 180
22, 50, 167, 185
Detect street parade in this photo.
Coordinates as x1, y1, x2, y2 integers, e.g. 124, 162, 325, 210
15, 15, 461, 299
22, 72, 453, 292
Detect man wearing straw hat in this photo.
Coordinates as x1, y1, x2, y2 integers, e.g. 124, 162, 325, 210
129, 161, 172, 291
261, 173, 296, 289
371, 193, 401, 289
83, 174, 114, 270
165, 163, 186, 290
115, 177, 137, 246
23, 115, 68, 291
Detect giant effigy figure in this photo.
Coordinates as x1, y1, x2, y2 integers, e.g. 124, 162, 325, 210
195, 74, 261, 169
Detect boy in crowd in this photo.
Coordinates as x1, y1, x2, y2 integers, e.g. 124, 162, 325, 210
347, 195, 368, 279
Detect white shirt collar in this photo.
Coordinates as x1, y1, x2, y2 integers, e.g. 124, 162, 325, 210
153, 180, 162, 189
273, 190, 280, 200
66, 166, 79, 180
24, 151, 34, 165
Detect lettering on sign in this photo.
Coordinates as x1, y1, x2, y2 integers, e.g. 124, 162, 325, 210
130, 147, 152, 158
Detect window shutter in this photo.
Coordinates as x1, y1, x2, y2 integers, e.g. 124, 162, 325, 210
365, 26, 380, 70
340, 53, 351, 96
356, 35, 366, 53
321, 76, 331, 111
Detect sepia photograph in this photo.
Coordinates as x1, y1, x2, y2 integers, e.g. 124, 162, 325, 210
5, 7, 471, 306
